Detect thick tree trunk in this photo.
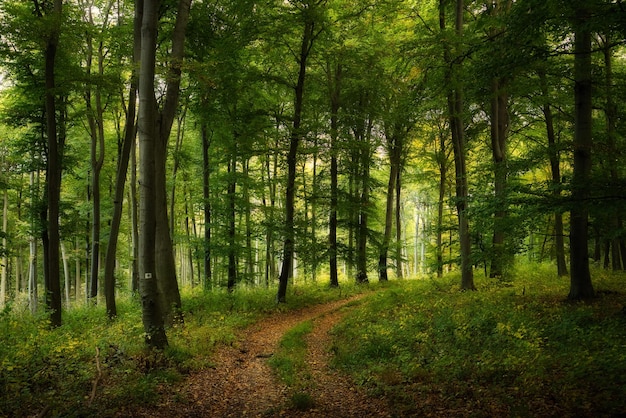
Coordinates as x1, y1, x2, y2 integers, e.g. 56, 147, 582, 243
568, 6, 595, 300
138, 0, 167, 349
489, 77, 509, 278
378, 138, 399, 281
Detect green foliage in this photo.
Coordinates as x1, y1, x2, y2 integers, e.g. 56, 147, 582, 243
0, 280, 360, 416
331, 264, 626, 416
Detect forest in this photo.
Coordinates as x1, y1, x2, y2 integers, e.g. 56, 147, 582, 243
1, 0, 626, 416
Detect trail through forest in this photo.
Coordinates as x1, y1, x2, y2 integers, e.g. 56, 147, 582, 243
122, 295, 392, 417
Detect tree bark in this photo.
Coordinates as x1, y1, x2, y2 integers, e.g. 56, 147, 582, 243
152, 0, 191, 324
378, 134, 399, 281
395, 165, 403, 279
568, 5, 595, 300
539, 70, 568, 276
489, 77, 509, 278
227, 152, 237, 292
355, 118, 373, 284
277, 14, 316, 303
441, 0, 474, 290
1, 188, 8, 308
327, 61, 341, 288
43, 0, 64, 327
104, 0, 141, 317
201, 124, 212, 290
138, 0, 167, 349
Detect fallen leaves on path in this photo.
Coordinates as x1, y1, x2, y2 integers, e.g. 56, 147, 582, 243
122, 296, 392, 417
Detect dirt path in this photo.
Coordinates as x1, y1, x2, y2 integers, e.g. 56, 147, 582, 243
125, 295, 392, 417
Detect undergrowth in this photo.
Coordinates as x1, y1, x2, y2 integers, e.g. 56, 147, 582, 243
268, 320, 315, 411
0, 279, 364, 417
331, 263, 626, 417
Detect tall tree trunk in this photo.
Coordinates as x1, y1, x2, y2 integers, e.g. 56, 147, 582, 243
327, 61, 341, 288
568, 5, 595, 300
441, 0, 474, 290
43, 0, 64, 327
130, 132, 139, 293
201, 124, 212, 290
169, 109, 186, 238
355, 119, 373, 284
1, 188, 8, 308
378, 135, 399, 281
395, 165, 403, 278
138, 0, 167, 349
539, 70, 568, 276
153, 0, 191, 323
277, 16, 315, 303
436, 128, 447, 278
104, 0, 141, 317
489, 77, 509, 278
227, 153, 237, 292
243, 159, 254, 282
601, 36, 622, 271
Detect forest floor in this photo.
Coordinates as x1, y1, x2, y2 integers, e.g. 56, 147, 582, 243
120, 295, 393, 417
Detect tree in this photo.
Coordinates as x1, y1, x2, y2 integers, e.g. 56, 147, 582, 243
42, 0, 65, 327
277, 0, 324, 303
137, 0, 168, 348
153, 0, 191, 323
568, 2, 595, 300
441, 0, 475, 290
104, 0, 142, 318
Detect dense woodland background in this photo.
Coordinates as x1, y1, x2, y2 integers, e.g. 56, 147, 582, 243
0, 0, 625, 340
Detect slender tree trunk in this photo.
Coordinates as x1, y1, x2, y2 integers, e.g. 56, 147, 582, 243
153, 0, 191, 324
327, 62, 341, 288
441, 0, 474, 290
201, 124, 212, 290
355, 119, 373, 284
539, 70, 568, 276
568, 5, 595, 300
277, 16, 315, 303
138, 0, 167, 348
227, 153, 237, 292
1, 188, 8, 308
130, 132, 139, 293
378, 136, 399, 281
60, 240, 70, 306
43, 0, 64, 327
243, 159, 254, 282
602, 37, 622, 271
436, 130, 447, 278
104, 0, 141, 317
395, 165, 403, 279
169, 109, 186, 238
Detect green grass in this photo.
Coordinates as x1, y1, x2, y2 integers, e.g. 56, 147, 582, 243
0, 279, 364, 417
268, 320, 313, 388
330, 263, 626, 417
